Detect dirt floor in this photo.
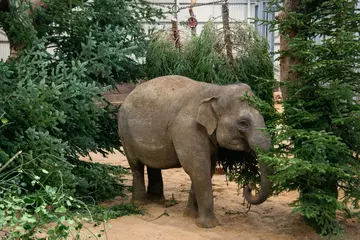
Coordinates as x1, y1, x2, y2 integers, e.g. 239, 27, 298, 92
77, 151, 360, 240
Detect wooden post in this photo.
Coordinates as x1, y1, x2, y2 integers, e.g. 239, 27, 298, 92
222, 0, 234, 66
276, 0, 301, 100
171, 19, 181, 49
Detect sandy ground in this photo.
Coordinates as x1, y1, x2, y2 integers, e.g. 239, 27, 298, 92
76, 151, 360, 240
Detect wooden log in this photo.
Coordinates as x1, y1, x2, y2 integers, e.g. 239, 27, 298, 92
222, 0, 234, 66
171, 19, 181, 49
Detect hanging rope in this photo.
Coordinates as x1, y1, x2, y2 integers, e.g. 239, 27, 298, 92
180, 0, 225, 10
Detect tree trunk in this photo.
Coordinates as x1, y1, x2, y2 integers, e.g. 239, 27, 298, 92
222, 0, 234, 66
276, 0, 301, 100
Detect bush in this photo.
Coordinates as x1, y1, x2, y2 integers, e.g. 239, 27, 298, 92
0, 151, 89, 239
0, 43, 122, 197
0, 151, 142, 239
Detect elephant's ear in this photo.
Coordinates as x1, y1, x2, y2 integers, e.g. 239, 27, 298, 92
196, 97, 219, 135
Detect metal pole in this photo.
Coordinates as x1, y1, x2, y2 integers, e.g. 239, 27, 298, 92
247, 0, 251, 23
175, 0, 179, 20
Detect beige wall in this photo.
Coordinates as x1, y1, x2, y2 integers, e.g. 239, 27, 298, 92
0, 30, 10, 61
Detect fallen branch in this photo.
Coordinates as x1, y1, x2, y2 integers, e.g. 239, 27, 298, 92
147, 210, 169, 222
0, 151, 22, 172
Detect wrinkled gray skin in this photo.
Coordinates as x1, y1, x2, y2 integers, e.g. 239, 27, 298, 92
118, 75, 271, 228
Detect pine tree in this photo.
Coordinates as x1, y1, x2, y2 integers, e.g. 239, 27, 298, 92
258, 0, 360, 236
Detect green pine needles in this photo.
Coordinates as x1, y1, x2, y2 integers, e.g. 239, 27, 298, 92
257, 0, 360, 236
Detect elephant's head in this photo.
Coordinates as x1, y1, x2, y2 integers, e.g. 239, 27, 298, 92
196, 83, 271, 205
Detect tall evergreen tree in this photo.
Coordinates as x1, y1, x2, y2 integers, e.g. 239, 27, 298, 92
258, 0, 360, 236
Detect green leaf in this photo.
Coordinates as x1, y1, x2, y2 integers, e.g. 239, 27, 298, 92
55, 206, 67, 213
1, 118, 8, 124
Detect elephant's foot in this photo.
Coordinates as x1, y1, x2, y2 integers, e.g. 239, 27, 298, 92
184, 206, 198, 219
146, 193, 166, 204
195, 215, 220, 229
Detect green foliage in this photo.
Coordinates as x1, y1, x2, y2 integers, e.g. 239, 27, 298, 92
72, 160, 129, 203
2, 0, 162, 85
0, 152, 94, 239
218, 149, 260, 188
258, 0, 360, 236
0, 43, 117, 195
0, 0, 162, 197
146, 21, 276, 103
0, 0, 163, 237
89, 204, 144, 225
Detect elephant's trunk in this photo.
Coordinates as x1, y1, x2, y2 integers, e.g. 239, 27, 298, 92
243, 161, 271, 205
244, 128, 271, 205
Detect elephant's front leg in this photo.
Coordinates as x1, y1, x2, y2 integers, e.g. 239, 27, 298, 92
189, 168, 219, 228
172, 124, 219, 228
178, 151, 219, 228
185, 159, 217, 220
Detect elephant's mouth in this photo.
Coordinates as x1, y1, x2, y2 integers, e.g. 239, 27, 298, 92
226, 138, 251, 152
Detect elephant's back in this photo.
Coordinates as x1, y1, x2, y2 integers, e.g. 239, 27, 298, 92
128, 75, 200, 99
121, 75, 201, 113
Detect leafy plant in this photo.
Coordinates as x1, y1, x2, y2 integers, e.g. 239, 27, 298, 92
72, 160, 129, 203
0, 152, 93, 239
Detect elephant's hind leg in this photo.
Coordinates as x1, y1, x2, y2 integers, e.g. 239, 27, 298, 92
128, 159, 147, 205
146, 167, 166, 204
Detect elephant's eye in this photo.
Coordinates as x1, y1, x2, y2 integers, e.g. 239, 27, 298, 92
236, 120, 249, 130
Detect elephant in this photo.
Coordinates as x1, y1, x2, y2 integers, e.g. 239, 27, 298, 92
117, 75, 271, 228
